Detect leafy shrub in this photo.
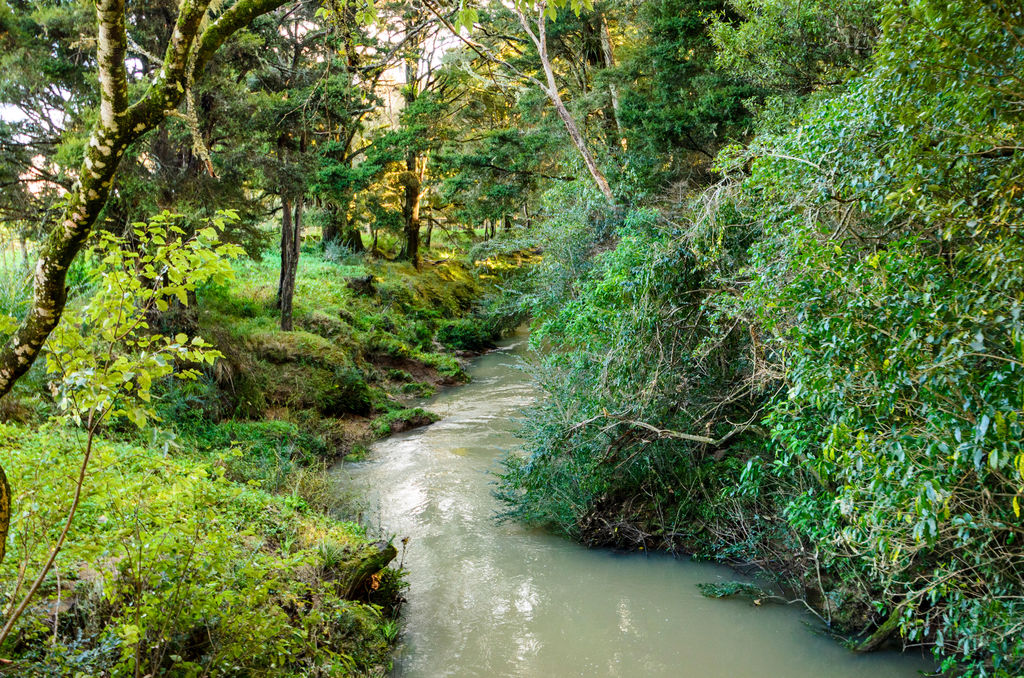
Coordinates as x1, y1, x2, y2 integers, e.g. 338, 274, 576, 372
437, 317, 496, 351
0, 423, 398, 676
498, 1, 1024, 674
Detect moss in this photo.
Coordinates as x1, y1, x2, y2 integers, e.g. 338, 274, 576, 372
258, 362, 372, 417
370, 408, 440, 437
437, 317, 498, 351
195, 250, 487, 424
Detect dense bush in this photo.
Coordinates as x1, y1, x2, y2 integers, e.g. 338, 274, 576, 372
0, 424, 396, 677
498, 0, 1024, 674
436, 317, 497, 351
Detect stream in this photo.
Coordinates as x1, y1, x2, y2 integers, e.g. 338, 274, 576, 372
337, 331, 934, 677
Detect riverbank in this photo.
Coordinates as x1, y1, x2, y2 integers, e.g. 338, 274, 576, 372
340, 332, 932, 677
0, 245, 513, 674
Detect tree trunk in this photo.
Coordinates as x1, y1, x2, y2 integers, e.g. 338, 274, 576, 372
515, 3, 615, 205
400, 167, 422, 269
339, 205, 365, 253
0, 463, 10, 565
279, 197, 300, 331
322, 208, 339, 245
0, 0, 291, 402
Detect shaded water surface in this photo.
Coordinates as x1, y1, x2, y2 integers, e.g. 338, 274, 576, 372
338, 333, 932, 677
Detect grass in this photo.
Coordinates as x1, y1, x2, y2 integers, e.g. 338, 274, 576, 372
0, 229, 519, 676
0, 422, 398, 676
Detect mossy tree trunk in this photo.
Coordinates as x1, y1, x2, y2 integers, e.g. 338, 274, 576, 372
0, 0, 292, 402
278, 198, 301, 331
400, 167, 422, 269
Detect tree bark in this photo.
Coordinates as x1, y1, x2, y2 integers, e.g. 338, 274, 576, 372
279, 198, 301, 331
400, 168, 422, 268
0, 0, 292, 402
0, 464, 9, 565
515, 2, 615, 205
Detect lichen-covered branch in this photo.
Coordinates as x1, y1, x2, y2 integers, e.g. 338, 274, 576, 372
0, 0, 290, 403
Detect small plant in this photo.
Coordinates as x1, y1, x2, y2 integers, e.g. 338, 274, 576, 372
0, 210, 241, 647
318, 539, 350, 571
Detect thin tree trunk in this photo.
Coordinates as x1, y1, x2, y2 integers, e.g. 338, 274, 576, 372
0, 465, 9, 565
322, 205, 339, 245
279, 198, 301, 331
515, 3, 615, 205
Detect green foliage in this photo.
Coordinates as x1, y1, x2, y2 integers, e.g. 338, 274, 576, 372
0, 423, 397, 676
47, 211, 240, 428
708, 0, 878, 93
617, 0, 761, 182
697, 581, 769, 600
370, 408, 439, 437
436, 317, 497, 352
498, 0, 1024, 674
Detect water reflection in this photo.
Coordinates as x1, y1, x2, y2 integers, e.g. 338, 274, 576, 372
337, 333, 933, 678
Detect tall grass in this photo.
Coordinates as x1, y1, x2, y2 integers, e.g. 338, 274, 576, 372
0, 231, 32, 323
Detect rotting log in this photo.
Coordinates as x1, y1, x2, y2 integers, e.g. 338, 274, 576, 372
341, 540, 398, 599
854, 606, 902, 653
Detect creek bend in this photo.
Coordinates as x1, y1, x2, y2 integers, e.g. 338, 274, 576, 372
335, 332, 933, 677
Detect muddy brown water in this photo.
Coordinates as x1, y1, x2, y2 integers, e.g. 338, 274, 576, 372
336, 331, 934, 677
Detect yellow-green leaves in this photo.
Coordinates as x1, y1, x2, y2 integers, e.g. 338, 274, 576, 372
46, 210, 241, 430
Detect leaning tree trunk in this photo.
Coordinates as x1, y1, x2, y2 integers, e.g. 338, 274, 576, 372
515, 2, 615, 205
0, 0, 291, 403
